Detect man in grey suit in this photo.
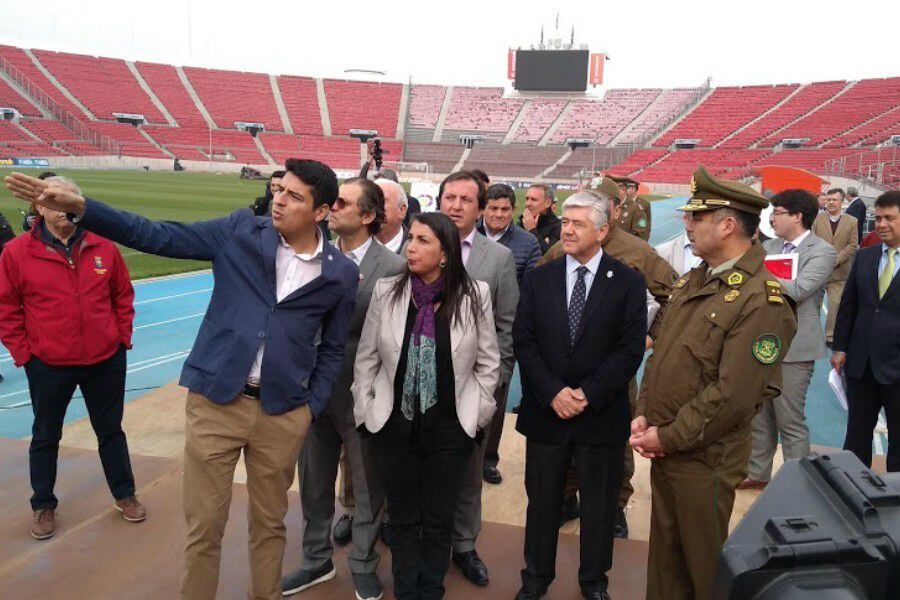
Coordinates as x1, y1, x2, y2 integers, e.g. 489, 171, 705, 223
282, 178, 405, 600
438, 171, 519, 587
742, 189, 836, 489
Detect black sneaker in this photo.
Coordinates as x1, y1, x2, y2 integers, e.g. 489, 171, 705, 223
282, 561, 336, 596
333, 513, 353, 546
352, 572, 384, 600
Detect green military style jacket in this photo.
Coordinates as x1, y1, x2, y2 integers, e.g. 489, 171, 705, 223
637, 243, 797, 453
616, 196, 651, 241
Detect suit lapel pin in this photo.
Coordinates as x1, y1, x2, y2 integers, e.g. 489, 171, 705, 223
328, 254, 333, 261
606, 270, 613, 278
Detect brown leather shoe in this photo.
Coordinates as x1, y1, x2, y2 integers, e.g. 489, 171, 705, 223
737, 478, 768, 491
115, 496, 147, 522
31, 508, 56, 540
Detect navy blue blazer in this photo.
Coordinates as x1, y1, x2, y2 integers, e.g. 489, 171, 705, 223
514, 252, 647, 445
833, 243, 900, 385
80, 198, 359, 416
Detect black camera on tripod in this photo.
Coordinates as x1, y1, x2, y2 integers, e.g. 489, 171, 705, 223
371, 138, 384, 170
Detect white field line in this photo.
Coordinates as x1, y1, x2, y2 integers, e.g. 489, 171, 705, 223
134, 288, 212, 305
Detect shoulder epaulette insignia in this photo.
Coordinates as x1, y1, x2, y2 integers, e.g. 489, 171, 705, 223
727, 272, 744, 286
724, 289, 740, 302
768, 295, 784, 304
674, 276, 688, 288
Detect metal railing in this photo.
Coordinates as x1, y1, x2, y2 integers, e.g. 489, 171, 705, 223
0, 55, 121, 156
826, 146, 899, 189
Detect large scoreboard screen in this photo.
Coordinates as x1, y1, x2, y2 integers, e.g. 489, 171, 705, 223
514, 50, 589, 92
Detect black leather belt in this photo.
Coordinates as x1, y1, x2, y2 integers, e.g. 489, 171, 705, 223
241, 383, 261, 399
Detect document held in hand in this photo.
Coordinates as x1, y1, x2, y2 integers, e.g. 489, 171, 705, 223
764, 253, 798, 280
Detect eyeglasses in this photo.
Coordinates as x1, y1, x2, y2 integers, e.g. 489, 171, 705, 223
771, 209, 791, 216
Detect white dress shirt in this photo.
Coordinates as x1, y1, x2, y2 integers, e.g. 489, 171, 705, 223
461, 228, 476, 266
565, 249, 603, 306
782, 229, 811, 253
337, 235, 373, 266
247, 231, 325, 384
683, 236, 703, 271
486, 225, 509, 243
383, 227, 405, 254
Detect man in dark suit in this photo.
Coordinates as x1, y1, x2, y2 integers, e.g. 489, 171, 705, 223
282, 178, 405, 600
833, 190, 900, 471
4, 160, 359, 600
513, 190, 647, 600
843, 187, 868, 243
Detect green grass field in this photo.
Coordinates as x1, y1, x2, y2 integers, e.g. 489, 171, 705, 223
0, 168, 667, 279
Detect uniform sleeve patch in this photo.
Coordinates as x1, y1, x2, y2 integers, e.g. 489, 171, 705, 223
752, 334, 782, 364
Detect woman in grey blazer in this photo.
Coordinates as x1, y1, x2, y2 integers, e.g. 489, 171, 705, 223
352, 212, 499, 600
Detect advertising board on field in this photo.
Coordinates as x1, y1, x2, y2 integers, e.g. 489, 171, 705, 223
0, 157, 51, 168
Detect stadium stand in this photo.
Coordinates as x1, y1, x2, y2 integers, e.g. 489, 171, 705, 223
443, 87, 523, 134
462, 144, 567, 178
511, 100, 568, 143
407, 84, 446, 130
32, 50, 166, 123
0, 77, 42, 117
720, 80, 846, 149
607, 149, 671, 177
134, 62, 209, 128
275, 76, 323, 136
548, 89, 659, 144
182, 67, 282, 131
764, 77, 900, 147
616, 88, 703, 144
825, 104, 900, 147
324, 80, 402, 138
0, 45, 86, 118
403, 142, 465, 174
1, 43, 897, 185
0, 120, 66, 157
86, 122, 169, 158
655, 84, 798, 148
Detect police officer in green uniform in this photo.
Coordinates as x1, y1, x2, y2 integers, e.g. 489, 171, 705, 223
630, 166, 797, 600
627, 177, 652, 241
609, 174, 650, 241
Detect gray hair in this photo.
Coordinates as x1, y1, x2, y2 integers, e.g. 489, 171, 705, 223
562, 190, 611, 229
375, 178, 408, 209
44, 175, 81, 195
529, 183, 555, 203
847, 186, 858, 198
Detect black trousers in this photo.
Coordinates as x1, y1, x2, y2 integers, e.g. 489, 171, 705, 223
372, 412, 474, 600
522, 440, 622, 594
483, 381, 510, 469
25, 346, 135, 510
844, 365, 900, 472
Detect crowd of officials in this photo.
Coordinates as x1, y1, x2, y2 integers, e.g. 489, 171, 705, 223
1, 158, 899, 600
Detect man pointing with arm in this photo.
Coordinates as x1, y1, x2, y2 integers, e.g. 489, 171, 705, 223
6, 161, 359, 600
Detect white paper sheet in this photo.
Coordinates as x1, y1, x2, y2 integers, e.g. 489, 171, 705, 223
829, 368, 848, 411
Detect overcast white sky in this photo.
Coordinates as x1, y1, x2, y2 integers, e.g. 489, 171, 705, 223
1, 0, 898, 90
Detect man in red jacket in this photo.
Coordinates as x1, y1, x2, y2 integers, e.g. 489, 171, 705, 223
0, 176, 144, 541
